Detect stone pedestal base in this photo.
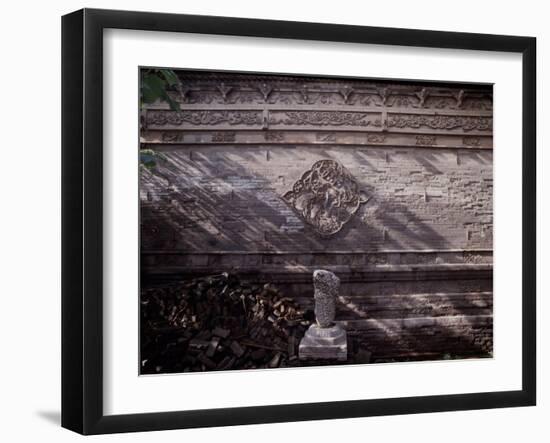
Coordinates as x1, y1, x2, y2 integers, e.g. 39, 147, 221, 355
298, 324, 348, 361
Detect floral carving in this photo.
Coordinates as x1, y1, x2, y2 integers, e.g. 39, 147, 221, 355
147, 110, 263, 126
425, 97, 456, 109
377, 87, 389, 105
463, 251, 490, 264
463, 136, 481, 146
163, 80, 490, 111
355, 95, 373, 106
415, 88, 429, 107
366, 134, 386, 144
217, 83, 233, 102
264, 131, 284, 142
462, 97, 493, 111
283, 160, 369, 236
276, 111, 374, 127
211, 132, 236, 142
161, 132, 182, 142
388, 95, 415, 108
455, 90, 465, 108
186, 91, 217, 104
316, 132, 337, 142
257, 82, 273, 101
387, 114, 492, 131
298, 85, 309, 103
339, 86, 354, 104
416, 135, 437, 146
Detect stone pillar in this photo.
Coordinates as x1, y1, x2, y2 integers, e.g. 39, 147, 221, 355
299, 270, 347, 361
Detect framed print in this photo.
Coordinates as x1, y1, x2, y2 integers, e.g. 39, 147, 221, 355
61, 8, 536, 435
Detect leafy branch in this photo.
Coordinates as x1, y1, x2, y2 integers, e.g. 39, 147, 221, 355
140, 69, 182, 111
140, 69, 181, 169
140, 149, 167, 171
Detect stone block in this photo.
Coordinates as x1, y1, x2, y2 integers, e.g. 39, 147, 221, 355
298, 324, 348, 361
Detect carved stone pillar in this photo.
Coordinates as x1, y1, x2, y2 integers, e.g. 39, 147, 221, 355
299, 270, 348, 361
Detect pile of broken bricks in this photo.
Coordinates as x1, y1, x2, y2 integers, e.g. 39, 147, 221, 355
140, 273, 313, 374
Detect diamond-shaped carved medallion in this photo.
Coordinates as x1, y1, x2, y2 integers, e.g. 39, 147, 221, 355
283, 160, 369, 236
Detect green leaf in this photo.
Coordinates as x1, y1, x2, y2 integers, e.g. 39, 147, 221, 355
160, 69, 179, 86
140, 149, 167, 169
141, 73, 166, 104
162, 91, 181, 111
140, 69, 183, 110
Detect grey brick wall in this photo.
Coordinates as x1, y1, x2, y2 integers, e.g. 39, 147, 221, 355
141, 145, 492, 254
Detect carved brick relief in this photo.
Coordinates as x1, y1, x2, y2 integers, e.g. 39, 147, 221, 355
161, 132, 183, 142
147, 110, 263, 126
271, 111, 379, 127
463, 136, 481, 147
165, 77, 492, 112
264, 131, 284, 142
283, 160, 369, 236
416, 135, 437, 146
366, 134, 386, 144
387, 114, 493, 132
211, 131, 236, 142
316, 133, 337, 142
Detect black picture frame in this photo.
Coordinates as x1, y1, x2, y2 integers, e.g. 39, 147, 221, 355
62, 8, 536, 435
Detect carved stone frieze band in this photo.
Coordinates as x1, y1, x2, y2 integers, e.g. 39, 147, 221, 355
170, 90, 491, 110
387, 114, 493, 132
143, 130, 492, 149
147, 109, 385, 129
271, 111, 380, 127
148, 110, 492, 133
147, 110, 263, 126
168, 89, 493, 110
144, 75, 492, 150
165, 74, 493, 112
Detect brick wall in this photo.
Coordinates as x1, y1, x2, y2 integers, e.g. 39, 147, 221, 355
141, 145, 492, 254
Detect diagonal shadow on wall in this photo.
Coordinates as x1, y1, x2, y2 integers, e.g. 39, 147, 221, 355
140, 145, 492, 362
